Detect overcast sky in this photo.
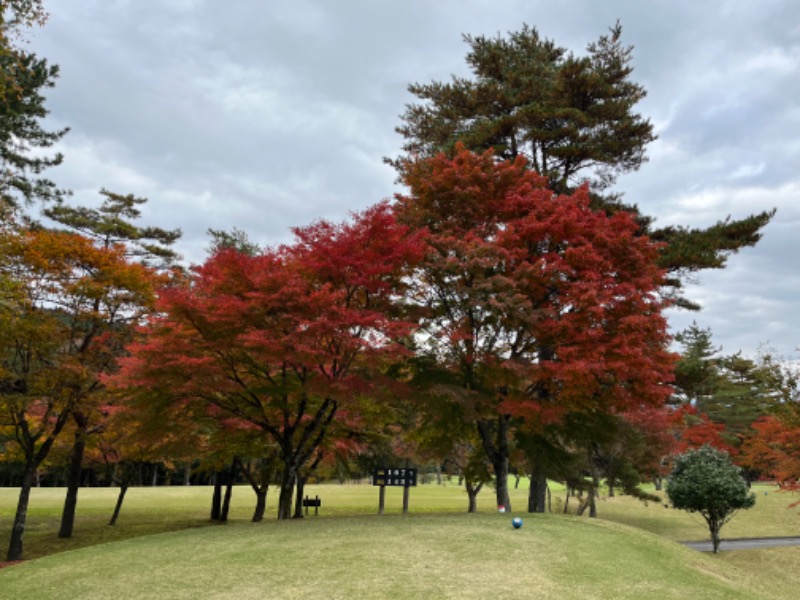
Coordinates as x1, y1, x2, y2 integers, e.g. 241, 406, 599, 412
25, 0, 800, 360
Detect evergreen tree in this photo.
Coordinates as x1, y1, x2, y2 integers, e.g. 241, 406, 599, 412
206, 226, 260, 256
667, 445, 755, 553
1, 1, 68, 209
673, 325, 797, 451
44, 189, 182, 269
673, 322, 721, 406
394, 22, 653, 196
392, 22, 774, 309
709, 351, 797, 439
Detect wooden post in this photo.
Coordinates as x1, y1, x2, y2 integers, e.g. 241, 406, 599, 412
378, 485, 386, 515
402, 459, 410, 515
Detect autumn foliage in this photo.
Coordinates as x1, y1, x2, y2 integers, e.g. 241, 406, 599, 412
394, 144, 675, 509
114, 203, 424, 518
1, 220, 161, 560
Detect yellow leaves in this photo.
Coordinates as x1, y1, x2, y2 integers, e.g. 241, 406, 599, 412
1, 224, 163, 440
1, 226, 160, 317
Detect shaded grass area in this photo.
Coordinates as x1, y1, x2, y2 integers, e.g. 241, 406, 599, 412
0, 512, 774, 599
1, 479, 799, 598
0, 478, 532, 560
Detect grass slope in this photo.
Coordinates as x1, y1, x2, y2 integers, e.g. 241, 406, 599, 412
2, 481, 799, 598
0, 513, 768, 599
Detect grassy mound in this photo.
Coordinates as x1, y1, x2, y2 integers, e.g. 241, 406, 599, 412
2, 482, 799, 597
0, 512, 776, 599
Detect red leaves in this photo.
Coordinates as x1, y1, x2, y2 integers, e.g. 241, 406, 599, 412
109, 144, 678, 484
740, 415, 800, 489
398, 143, 674, 425
396, 143, 549, 238
292, 201, 425, 302
114, 203, 425, 442
673, 406, 737, 456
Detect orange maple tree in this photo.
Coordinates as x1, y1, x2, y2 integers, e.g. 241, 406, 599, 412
0, 222, 159, 560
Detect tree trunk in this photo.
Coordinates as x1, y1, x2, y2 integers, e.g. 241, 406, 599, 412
58, 427, 87, 538
6, 463, 37, 561
275, 397, 336, 520
220, 461, 237, 522
184, 462, 192, 486
210, 471, 222, 520
277, 465, 297, 520
654, 477, 663, 491
252, 490, 267, 522
707, 517, 722, 553
109, 485, 129, 526
589, 475, 599, 518
467, 490, 478, 513
378, 485, 386, 515
235, 456, 273, 523
528, 473, 548, 513
293, 475, 306, 519
336, 461, 346, 484
465, 480, 483, 513
477, 415, 511, 512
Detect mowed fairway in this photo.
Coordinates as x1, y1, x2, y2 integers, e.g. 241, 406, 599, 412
1, 481, 800, 598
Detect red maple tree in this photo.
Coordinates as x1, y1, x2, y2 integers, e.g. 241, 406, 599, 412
395, 144, 675, 511
114, 203, 424, 518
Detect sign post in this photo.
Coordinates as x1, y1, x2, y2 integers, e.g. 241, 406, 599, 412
373, 467, 418, 514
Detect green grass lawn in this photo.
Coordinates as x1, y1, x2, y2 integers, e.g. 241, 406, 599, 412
1, 479, 799, 598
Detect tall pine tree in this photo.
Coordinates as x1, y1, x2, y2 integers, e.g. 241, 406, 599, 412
392, 22, 774, 309
0, 1, 68, 209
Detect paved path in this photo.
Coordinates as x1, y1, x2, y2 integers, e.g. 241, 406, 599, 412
682, 537, 800, 552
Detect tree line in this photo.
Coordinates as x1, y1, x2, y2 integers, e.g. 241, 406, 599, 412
2, 2, 795, 562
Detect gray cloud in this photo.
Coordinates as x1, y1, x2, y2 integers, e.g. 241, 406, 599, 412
26, 0, 800, 359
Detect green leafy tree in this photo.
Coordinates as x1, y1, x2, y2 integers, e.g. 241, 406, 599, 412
673, 324, 797, 453
1, 1, 68, 209
44, 189, 182, 268
206, 226, 261, 257
673, 322, 721, 406
392, 22, 774, 310
406, 354, 493, 513
394, 22, 653, 195
667, 444, 755, 553
709, 351, 797, 439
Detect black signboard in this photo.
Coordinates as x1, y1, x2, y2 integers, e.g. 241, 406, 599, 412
373, 467, 417, 487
